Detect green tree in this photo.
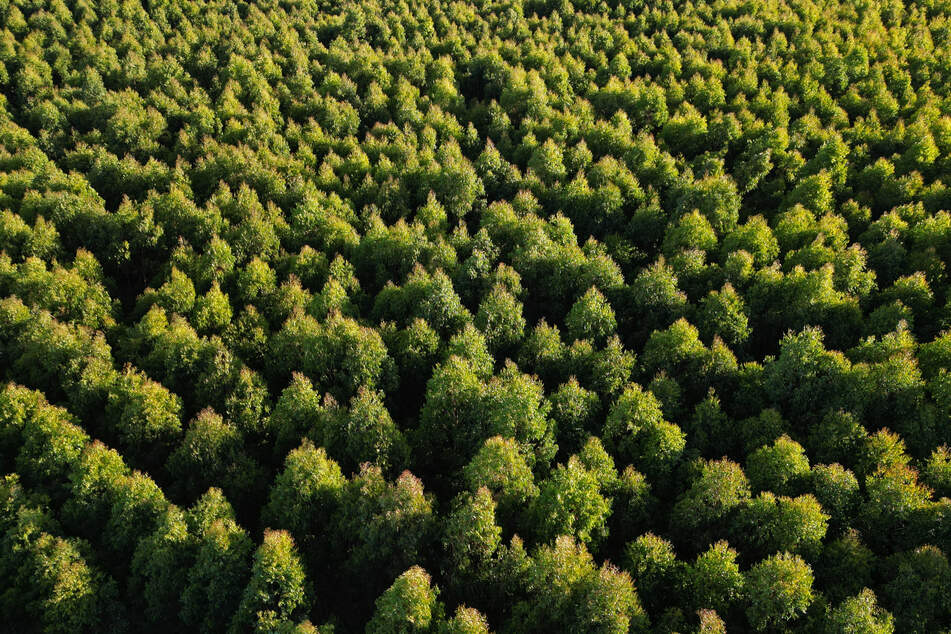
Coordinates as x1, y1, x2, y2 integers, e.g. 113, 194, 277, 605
735, 493, 830, 560
825, 589, 895, 634
474, 283, 526, 352
697, 284, 751, 347
323, 387, 409, 475
442, 487, 502, 583
166, 409, 263, 504
603, 383, 685, 480
530, 444, 614, 546
547, 378, 601, 455
671, 459, 751, 543
685, 541, 744, 616
443, 606, 491, 634
513, 535, 648, 633
263, 441, 345, 540
231, 530, 309, 633
881, 546, 951, 632
180, 516, 254, 632
462, 436, 538, 528
745, 435, 811, 495
623, 533, 683, 614
744, 552, 815, 631
565, 286, 616, 344
366, 566, 442, 633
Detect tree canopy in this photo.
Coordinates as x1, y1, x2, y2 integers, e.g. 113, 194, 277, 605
1, 0, 951, 630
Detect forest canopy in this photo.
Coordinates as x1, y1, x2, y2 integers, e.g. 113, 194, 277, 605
1, 0, 951, 631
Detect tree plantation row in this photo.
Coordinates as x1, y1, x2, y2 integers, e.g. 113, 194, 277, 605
1, 0, 951, 631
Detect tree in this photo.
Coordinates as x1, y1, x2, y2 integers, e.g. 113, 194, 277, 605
263, 441, 345, 539
192, 282, 233, 334
603, 383, 685, 480
416, 356, 487, 474
745, 435, 811, 495
810, 463, 860, 530
528, 138, 567, 184
673, 172, 741, 235
530, 445, 614, 546
625, 259, 688, 337
697, 284, 751, 347
663, 210, 718, 256
807, 410, 870, 469
365, 566, 441, 633
231, 530, 309, 633
640, 319, 716, 399
519, 320, 568, 384
685, 541, 744, 616
721, 216, 779, 267
513, 535, 648, 633
671, 459, 751, 544
763, 328, 857, 427
861, 464, 933, 549
442, 487, 502, 585
268, 374, 326, 463
180, 516, 254, 631
19, 532, 118, 633
474, 283, 526, 352
744, 552, 815, 631
922, 446, 951, 498
825, 589, 895, 634
881, 546, 951, 632
735, 493, 830, 560
443, 606, 491, 634
9, 392, 88, 500
564, 286, 616, 344
419, 359, 555, 475
547, 378, 602, 456
166, 409, 263, 504
623, 533, 683, 613
131, 504, 193, 628
332, 468, 436, 606
462, 436, 538, 528
270, 311, 393, 401
323, 387, 409, 475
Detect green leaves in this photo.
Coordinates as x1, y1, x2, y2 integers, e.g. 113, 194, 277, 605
603, 383, 685, 480
565, 286, 616, 344
744, 552, 815, 631
366, 566, 440, 633
1, 0, 951, 631
231, 530, 309, 633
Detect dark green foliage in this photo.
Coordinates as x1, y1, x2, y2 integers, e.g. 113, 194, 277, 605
881, 546, 951, 632
474, 283, 525, 352
735, 493, 830, 560
463, 436, 538, 529
166, 409, 263, 505
529, 438, 616, 546
180, 514, 254, 631
322, 387, 409, 476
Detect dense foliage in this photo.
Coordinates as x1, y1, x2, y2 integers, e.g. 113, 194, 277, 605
1, 0, 951, 630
